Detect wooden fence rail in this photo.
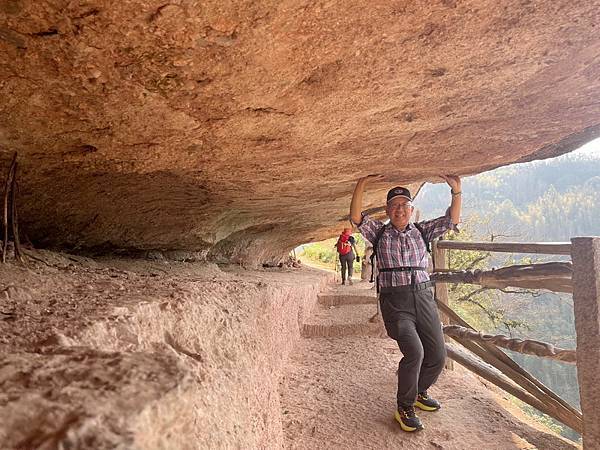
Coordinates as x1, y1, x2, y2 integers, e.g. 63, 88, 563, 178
431, 262, 573, 293
443, 325, 577, 364
436, 299, 583, 433
430, 236, 600, 448
435, 240, 571, 255
444, 344, 574, 427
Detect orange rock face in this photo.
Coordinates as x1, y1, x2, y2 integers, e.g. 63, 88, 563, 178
1, 1, 599, 261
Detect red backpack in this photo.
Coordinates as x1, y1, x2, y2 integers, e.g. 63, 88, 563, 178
336, 235, 352, 255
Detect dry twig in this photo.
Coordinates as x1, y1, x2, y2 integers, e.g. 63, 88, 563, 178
1, 153, 23, 263
2, 153, 17, 262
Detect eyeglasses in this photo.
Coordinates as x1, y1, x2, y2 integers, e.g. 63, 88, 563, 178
388, 202, 413, 211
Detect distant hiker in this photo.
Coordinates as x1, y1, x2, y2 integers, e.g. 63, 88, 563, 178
335, 228, 359, 285
350, 174, 462, 432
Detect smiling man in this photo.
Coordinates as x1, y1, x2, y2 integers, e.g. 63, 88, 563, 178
349, 174, 461, 432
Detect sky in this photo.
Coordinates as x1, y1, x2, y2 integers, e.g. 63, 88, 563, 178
570, 137, 600, 158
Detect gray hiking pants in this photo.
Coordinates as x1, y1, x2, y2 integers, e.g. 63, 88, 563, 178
339, 252, 355, 281
379, 282, 446, 408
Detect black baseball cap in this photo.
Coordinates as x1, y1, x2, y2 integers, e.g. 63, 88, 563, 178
387, 186, 412, 203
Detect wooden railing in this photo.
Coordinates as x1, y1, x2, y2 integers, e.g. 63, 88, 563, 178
431, 237, 600, 448
434, 240, 572, 255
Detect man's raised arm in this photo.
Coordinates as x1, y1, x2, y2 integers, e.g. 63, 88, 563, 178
350, 174, 385, 225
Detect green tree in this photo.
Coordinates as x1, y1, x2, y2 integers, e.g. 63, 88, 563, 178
445, 222, 528, 334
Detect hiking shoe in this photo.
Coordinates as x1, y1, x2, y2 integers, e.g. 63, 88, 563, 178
415, 391, 441, 411
341, 280, 346, 285
394, 406, 424, 432
348, 278, 353, 285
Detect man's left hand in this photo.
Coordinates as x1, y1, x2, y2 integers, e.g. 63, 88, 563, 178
441, 175, 461, 192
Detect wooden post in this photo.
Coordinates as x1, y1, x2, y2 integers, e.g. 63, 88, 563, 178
432, 238, 453, 370
571, 237, 600, 449
361, 244, 372, 281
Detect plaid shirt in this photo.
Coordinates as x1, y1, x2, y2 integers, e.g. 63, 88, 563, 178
357, 213, 453, 287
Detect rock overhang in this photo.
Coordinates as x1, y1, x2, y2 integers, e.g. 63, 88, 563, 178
1, 0, 599, 262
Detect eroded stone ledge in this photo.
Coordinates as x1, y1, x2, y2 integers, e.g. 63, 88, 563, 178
0, 252, 333, 448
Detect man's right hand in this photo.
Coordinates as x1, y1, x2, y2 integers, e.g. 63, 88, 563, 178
351, 175, 385, 225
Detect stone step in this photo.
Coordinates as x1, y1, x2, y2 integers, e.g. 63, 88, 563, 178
302, 304, 385, 338
317, 293, 377, 307
317, 280, 378, 306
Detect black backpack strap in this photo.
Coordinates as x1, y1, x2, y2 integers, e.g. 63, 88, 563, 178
414, 222, 431, 253
369, 224, 388, 287
372, 224, 388, 255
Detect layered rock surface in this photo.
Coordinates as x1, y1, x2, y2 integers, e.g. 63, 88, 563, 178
0, 251, 331, 448
1, 1, 599, 262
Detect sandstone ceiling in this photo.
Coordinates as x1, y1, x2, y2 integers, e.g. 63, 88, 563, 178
1, 0, 599, 262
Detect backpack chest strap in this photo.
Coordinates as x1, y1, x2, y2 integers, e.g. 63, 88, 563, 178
379, 266, 425, 273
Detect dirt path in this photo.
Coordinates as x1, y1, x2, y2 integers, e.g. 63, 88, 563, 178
280, 281, 578, 450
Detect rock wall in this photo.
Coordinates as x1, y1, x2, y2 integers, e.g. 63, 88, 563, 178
0, 252, 333, 448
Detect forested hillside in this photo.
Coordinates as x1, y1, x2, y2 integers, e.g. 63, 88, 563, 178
415, 150, 599, 440
416, 154, 600, 241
